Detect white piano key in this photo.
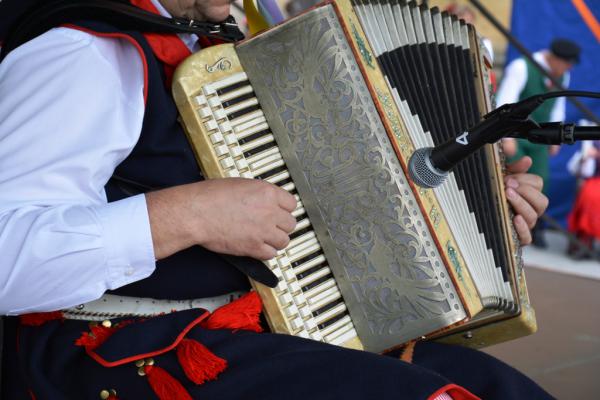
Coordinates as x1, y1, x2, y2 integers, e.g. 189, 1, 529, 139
297, 330, 311, 339
299, 306, 312, 318
224, 98, 259, 116
229, 110, 264, 128
219, 157, 234, 169
287, 231, 316, 250
225, 169, 240, 178
276, 281, 287, 294
266, 259, 278, 269
307, 286, 342, 311
202, 85, 216, 96
293, 218, 310, 233
209, 132, 224, 144
193, 94, 207, 106
198, 107, 212, 118
293, 254, 327, 274
277, 255, 290, 268
329, 327, 358, 346
303, 279, 336, 300
288, 281, 301, 294
229, 146, 243, 158
218, 84, 254, 102
325, 322, 354, 342
304, 319, 317, 331
290, 317, 304, 330
310, 330, 323, 341
246, 147, 281, 164
279, 292, 293, 305
264, 170, 290, 185
297, 267, 331, 288
283, 268, 296, 281
204, 119, 218, 131
313, 303, 347, 326
214, 144, 229, 157
284, 305, 299, 318
224, 133, 238, 145
213, 108, 227, 121
241, 171, 254, 179
235, 122, 270, 140
207, 96, 222, 108
320, 315, 352, 337
287, 238, 320, 260
235, 158, 248, 170
281, 182, 295, 192
291, 206, 305, 219
250, 157, 284, 177
239, 134, 275, 153
204, 72, 248, 92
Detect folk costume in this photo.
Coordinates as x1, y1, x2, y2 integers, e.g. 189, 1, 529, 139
0, 1, 554, 399
496, 49, 572, 190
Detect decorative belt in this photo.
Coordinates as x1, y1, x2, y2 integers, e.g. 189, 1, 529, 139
62, 291, 247, 321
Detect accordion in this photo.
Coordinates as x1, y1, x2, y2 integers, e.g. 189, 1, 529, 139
172, 0, 536, 353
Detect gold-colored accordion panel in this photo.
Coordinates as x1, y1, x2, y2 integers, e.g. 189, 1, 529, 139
172, 0, 536, 353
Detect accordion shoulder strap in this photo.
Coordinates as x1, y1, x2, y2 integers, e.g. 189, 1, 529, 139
0, 0, 244, 62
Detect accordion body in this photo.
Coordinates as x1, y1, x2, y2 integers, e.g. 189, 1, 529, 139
172, 0, 536, 353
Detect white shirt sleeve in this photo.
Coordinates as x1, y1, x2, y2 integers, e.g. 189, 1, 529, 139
549, 72, 570, 122
495, 58, 528, 107
0, 27, 156, 314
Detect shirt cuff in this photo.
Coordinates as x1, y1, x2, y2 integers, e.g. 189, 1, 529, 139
93, 194, 156, 289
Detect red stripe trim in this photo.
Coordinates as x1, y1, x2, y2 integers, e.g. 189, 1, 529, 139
86, 310, 210, 367
61, 24, 149, 105
427, 384, 481, 400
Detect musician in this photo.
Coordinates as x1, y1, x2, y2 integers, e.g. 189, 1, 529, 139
0, 0, 552, 399
497, 38, 580, 247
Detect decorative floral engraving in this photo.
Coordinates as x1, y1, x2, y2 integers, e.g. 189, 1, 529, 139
446, 241, 463, 281
352, 23, 375, 69
237, 6, 464, 350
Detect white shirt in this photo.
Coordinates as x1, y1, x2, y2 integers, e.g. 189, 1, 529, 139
496, 51, 570, 122
0, 0, 195, 314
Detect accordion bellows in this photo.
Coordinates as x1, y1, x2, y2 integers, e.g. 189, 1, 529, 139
172, 0, 536, 353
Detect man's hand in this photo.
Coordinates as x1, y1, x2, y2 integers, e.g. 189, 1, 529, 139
146, 178, 297, 261
504, 156, 549, 245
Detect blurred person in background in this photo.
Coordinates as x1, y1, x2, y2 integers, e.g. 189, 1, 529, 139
566, 120, 600, 259
497, 38, 581, 247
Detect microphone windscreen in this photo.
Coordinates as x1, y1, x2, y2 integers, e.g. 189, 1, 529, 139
408, 147, 449, 189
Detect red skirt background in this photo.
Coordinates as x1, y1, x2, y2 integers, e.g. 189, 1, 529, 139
568, 177, 600, 238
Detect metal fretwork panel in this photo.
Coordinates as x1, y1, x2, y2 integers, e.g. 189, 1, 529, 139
236, 5, 466, 352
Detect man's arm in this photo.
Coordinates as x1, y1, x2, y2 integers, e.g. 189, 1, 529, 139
495, 58, 528, 107
0, 27, 155, 314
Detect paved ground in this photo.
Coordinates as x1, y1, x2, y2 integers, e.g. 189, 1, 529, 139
483, 231, 600, 399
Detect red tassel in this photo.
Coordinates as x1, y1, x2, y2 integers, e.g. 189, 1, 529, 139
75, 325, 115, 351
20, 311, 64, 326
144, 365, 192, 400
108, 396, 119, 400
176, 338, 227, 384
201, 291, 263, 332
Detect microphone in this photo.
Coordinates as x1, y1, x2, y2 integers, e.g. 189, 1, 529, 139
408, 91, 600, 188
510, 122, 600, 144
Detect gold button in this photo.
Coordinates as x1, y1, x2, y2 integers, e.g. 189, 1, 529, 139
135, 359, 145, 368
101, 320, 112, 328
110, 389, 117, 397
99, 390, 110, 399
137, 367, 146, 376
146, 358, 155, 366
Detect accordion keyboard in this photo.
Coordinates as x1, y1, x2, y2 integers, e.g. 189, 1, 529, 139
191, 71, 360, 347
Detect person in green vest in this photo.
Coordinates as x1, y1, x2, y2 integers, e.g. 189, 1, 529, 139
497, 38, 581, 247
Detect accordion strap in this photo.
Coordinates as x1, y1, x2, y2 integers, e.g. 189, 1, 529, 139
0, 0, 244, 61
